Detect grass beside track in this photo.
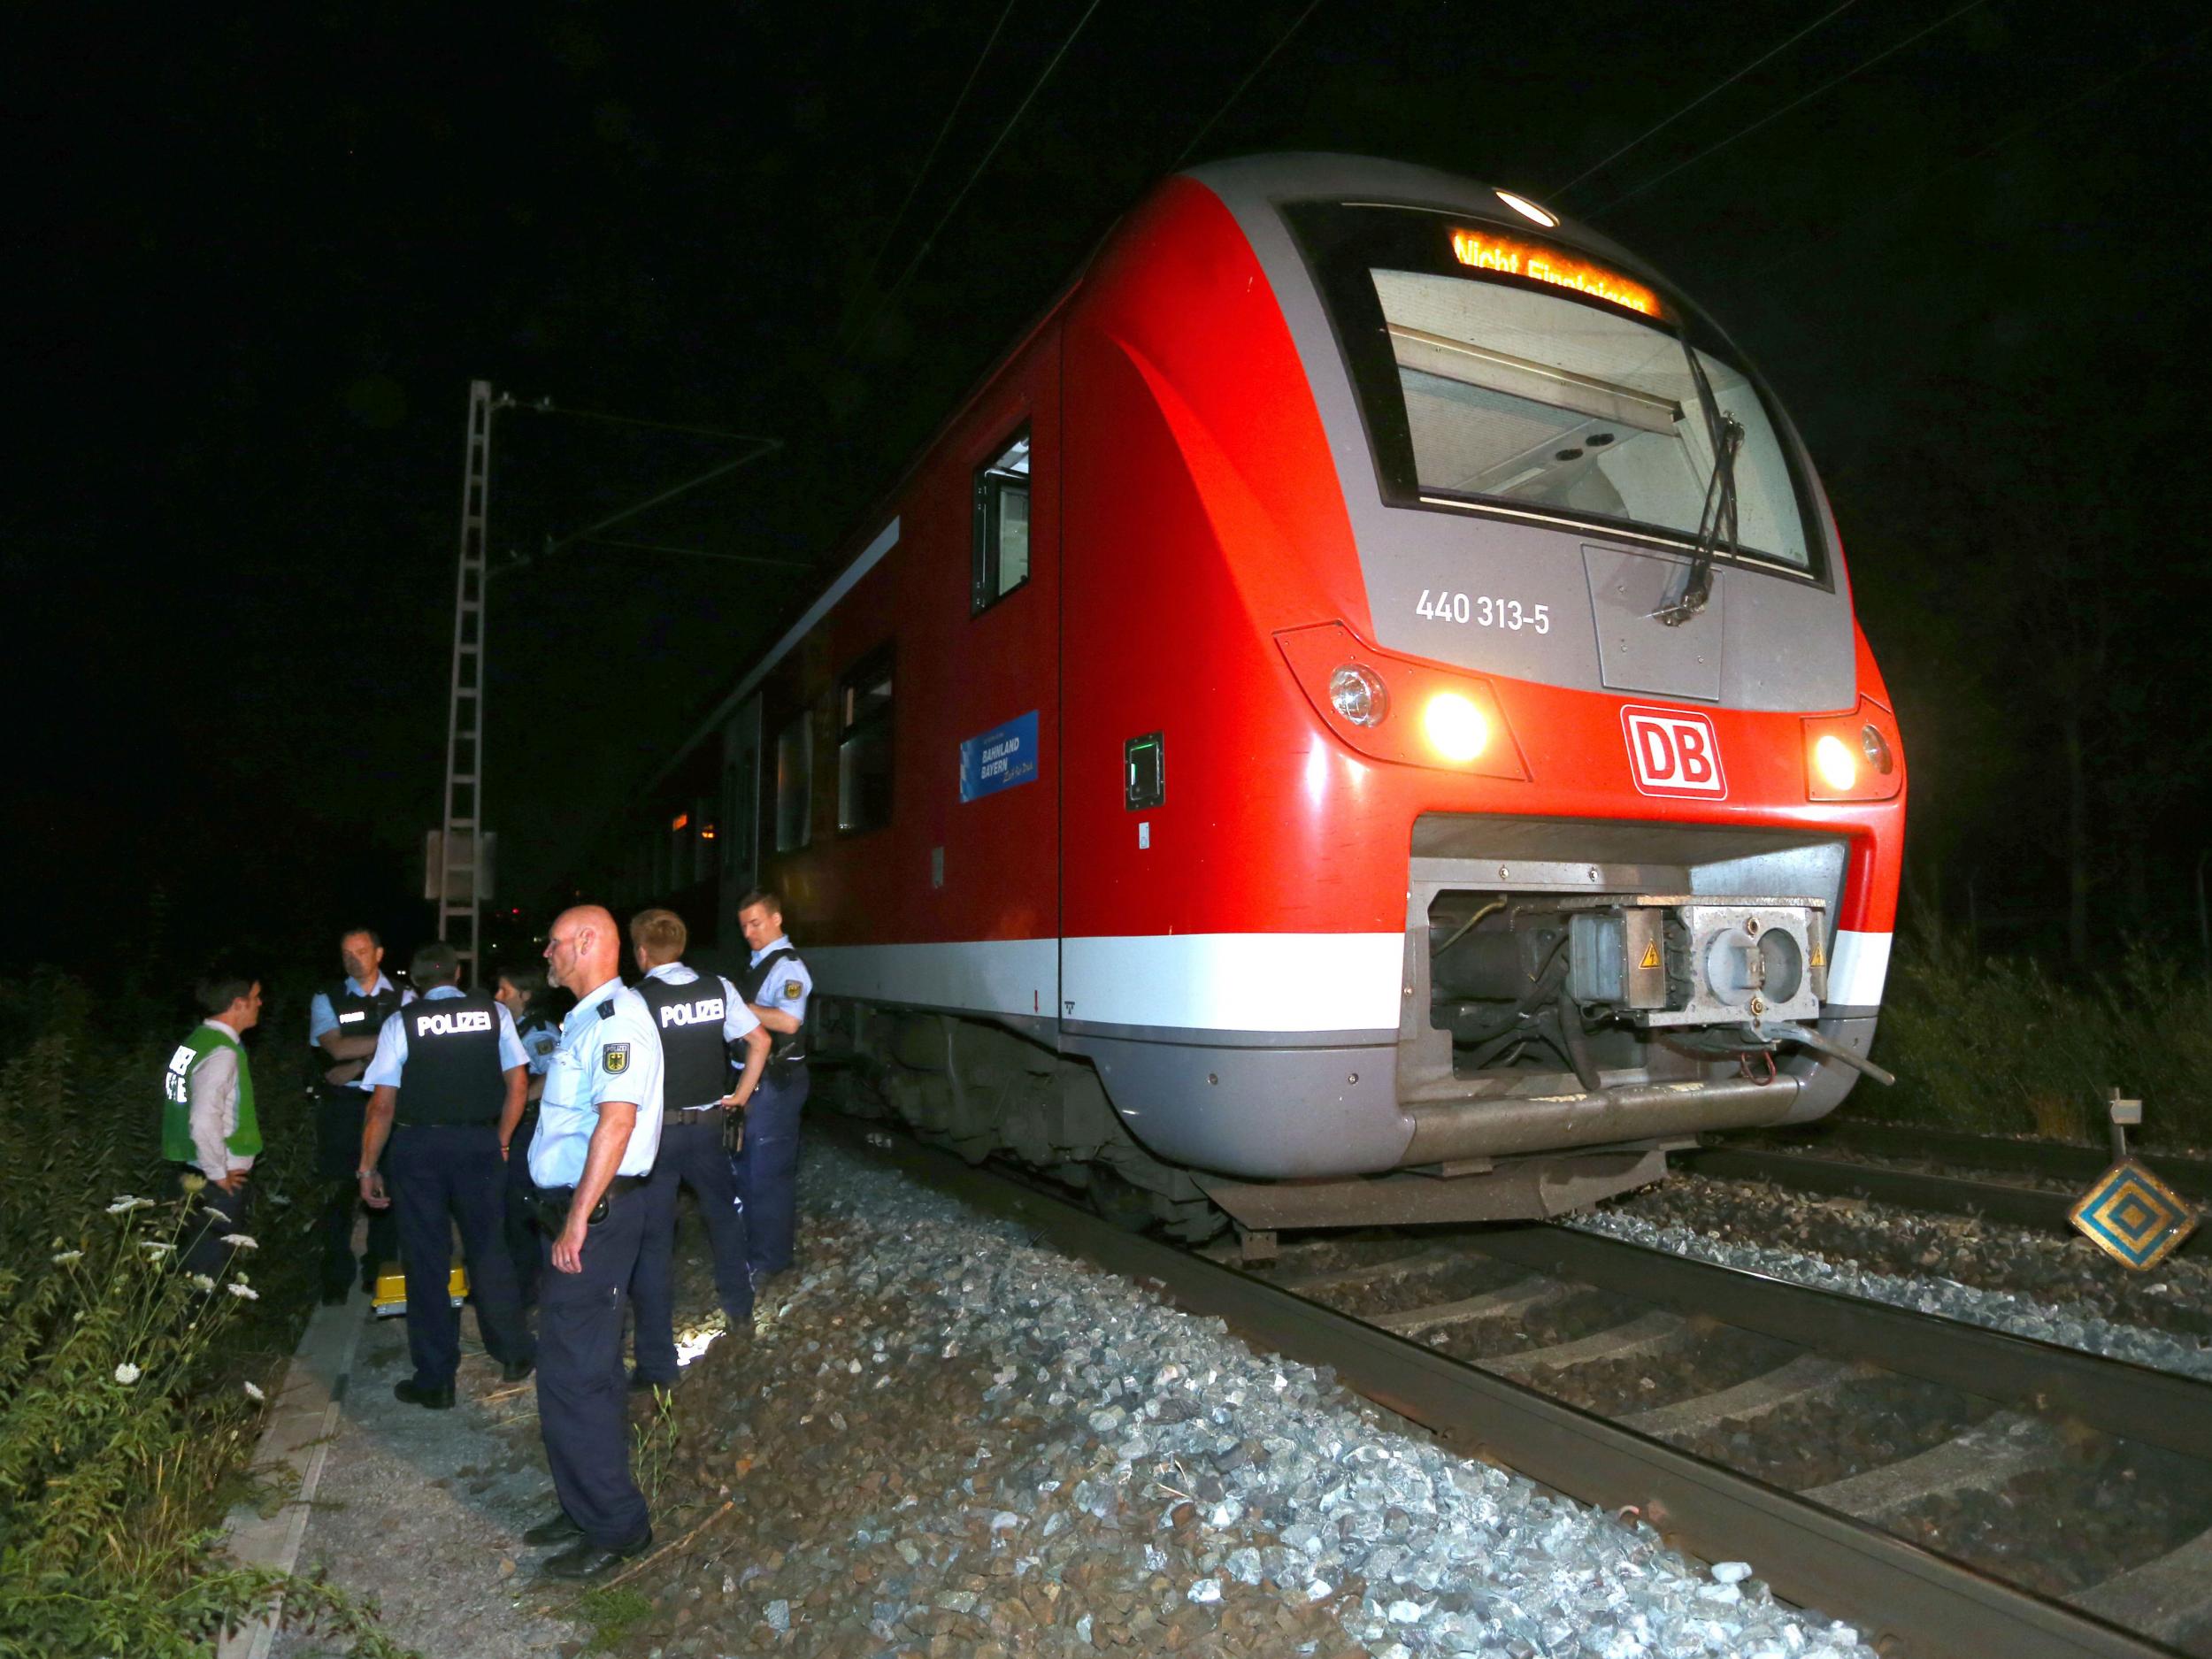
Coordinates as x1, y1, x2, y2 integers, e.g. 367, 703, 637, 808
1865, 929, 2211, 1149
0, 972, 406, 1659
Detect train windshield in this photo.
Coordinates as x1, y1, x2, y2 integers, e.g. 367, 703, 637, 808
1289, 203, 1815, 572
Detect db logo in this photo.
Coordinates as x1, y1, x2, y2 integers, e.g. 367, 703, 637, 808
1621, 705, 1727, 798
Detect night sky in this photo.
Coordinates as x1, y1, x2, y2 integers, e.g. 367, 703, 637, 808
16, 0, 2209, 981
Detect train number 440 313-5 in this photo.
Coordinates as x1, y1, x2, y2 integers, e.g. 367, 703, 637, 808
1416, 589, 1550, 634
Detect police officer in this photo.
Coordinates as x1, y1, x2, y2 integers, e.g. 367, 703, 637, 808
626, 907, 771, 1388
307, 928, 410, 1302
160, 965, 263, 1278
495, 965, 562, 1308
357, 943, 535, 1408
520, 904, 664, 1578
733, 888, 812, 1284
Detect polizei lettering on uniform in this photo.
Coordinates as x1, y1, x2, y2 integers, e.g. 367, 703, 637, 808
413, 1009, 495, 1037
657, 997, 726, 1028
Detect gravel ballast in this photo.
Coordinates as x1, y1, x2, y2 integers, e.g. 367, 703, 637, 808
1582, 1176, 2212, 1381
593, 1141, 1880, 1659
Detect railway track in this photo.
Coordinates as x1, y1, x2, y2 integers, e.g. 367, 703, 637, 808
1683, 1125, 2211, 1259
834, 1118, 2212, 1659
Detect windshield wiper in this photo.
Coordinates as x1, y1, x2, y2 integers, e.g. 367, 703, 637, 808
1653, 344, 1742, 627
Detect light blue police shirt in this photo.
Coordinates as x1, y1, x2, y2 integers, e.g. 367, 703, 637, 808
527, 975, 664, 1189
746, 936, 812, 1025
516, 1012, 562, 1078
308, 973, 415, 1091
362, 984, 529, 1088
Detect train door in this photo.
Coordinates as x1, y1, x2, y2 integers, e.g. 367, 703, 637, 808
718, 693, 762, 952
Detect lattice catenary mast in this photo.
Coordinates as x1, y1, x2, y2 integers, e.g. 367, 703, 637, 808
435, 380, 493, 979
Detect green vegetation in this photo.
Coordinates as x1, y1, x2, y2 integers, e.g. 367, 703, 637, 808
0, 973, 405, 1659
632, 1385, 680, 1508
1867, 927, 2212, 1148
575, 1585, 654, 1651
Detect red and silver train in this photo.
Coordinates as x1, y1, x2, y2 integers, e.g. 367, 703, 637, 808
618, 153, 1906, 1237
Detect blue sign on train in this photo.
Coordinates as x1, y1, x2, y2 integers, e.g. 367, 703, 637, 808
959, 710, 1040, 803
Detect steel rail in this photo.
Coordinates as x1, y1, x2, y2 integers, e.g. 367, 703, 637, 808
1748, 1122, 2212, 1202
1683, 1146, 2209, 1260
832, 1121, 2179, 1659
1463, 1224, 2212, 1463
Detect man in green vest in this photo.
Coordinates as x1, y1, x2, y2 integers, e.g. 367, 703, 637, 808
161, 965, 264, 1276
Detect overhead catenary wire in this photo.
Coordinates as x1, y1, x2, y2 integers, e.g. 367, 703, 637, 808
1736, 29, 2204, 286
575, 537, 812, 570
844, 0, 1108, 357
841, 0, 1023, 345
499, 396, 778, 447
1166, 0, 1330, 173
1549, 0, 1859, 200
1584, 0, 1987, 219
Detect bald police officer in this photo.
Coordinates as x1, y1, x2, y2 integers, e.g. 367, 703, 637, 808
358, 943, 535, 1409
520, 904, 664, 1578
733, 888, 812, 1284
626, 907, 771, 1388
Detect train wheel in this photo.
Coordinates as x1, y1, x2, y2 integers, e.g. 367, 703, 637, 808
1087, 1166, 1157, 1233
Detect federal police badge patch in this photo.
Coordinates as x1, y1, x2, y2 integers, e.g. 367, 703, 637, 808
784, 980, 803, 999
603, 1042, 631, 1075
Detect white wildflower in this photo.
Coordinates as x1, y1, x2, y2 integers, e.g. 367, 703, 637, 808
114, 1363, 142, 1386
189, 1273, 216, 1293
50, 1249, 83, 1265
227, 1283, 259, 1301
142, 1241, 173, 1256
225, 1233, 259, 1251
243, 1380, 265, 1402
106, 1196, 151, 1215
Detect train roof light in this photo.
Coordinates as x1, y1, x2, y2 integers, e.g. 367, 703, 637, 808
1494, 189, 1558, 228
1423, 691, 1489, 764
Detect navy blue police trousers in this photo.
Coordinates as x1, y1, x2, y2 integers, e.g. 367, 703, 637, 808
503, 1110, 541, 1308
538, 1183, 651, 1550
387, 1123, 534, 1388
731, 1066, 810, 1277
630, 1110, 752, 1385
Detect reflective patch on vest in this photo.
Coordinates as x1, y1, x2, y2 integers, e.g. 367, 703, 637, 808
337, 1010, 366, 1024
164, 1043, 194, 1104
657, 996, 725, 1028
413, 1009, 494, 1037
603, 1042, 631, 1074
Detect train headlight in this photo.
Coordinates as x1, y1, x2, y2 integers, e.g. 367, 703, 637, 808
1328, 664, 1389, 727
1801, 702, 1902, 801
1861, 722, 1894, 775
1812, 733, 1857, 792
1423, 692, 1489, 763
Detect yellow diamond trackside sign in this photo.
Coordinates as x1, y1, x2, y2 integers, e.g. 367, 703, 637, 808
2070, 1159, 2198, 1271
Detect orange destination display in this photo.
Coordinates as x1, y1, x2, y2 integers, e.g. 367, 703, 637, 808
1450, 227, 1665, 319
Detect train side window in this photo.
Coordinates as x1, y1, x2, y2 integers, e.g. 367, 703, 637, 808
837, 646, 895, 834
773, 711, 812, 852
972, 427, 1031, 613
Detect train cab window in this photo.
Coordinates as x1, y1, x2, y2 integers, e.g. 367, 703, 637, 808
837, 647, 895, 834
972, 429, 1031, 612
1287, 203, 1817, 576
773, 711, 812, 852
